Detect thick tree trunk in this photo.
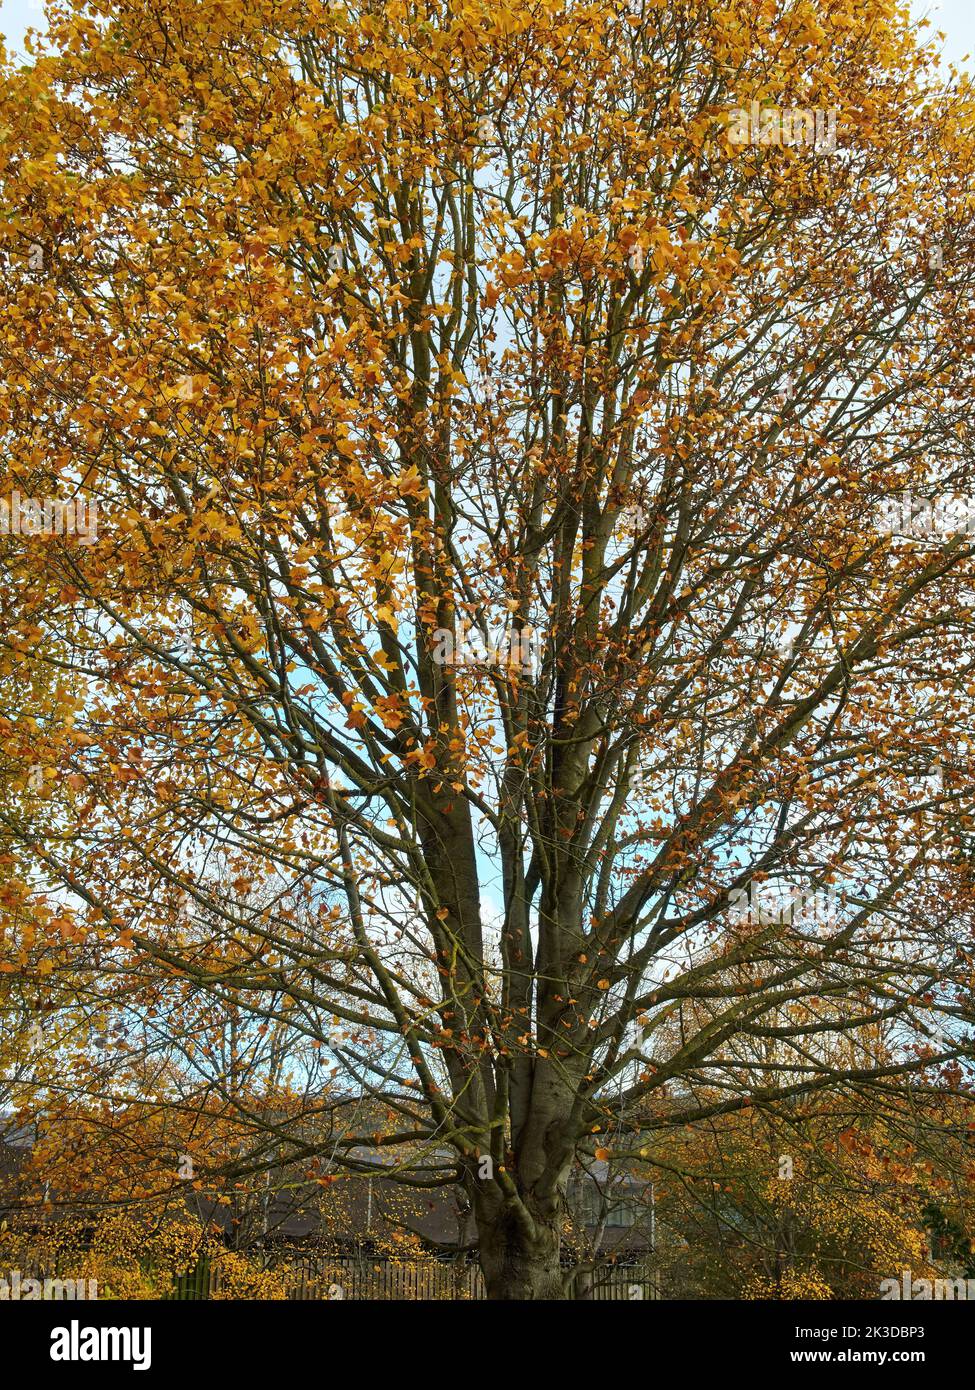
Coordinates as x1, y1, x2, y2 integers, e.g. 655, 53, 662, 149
476, 1199, 566, 1300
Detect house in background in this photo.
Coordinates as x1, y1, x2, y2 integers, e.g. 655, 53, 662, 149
1, 1113, 654, 1293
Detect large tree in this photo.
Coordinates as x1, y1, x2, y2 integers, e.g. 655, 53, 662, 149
2, 0, 975, 1297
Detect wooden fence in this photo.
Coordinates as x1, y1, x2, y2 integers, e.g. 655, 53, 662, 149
170, 1253, 656, 1301
8, 1250, 656, 1301
281, 1254, 485, 1301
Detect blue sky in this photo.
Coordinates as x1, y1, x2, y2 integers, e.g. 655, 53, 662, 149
1, 0, 974, 67
916, 0, 975, 67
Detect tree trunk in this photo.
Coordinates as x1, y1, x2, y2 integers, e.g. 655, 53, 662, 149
476, 1199, 566, 1300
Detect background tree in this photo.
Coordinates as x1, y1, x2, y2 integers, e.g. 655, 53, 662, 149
639, 1092, 965, 1298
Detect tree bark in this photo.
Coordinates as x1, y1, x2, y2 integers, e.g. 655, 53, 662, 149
475, 1197, 566, 1300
